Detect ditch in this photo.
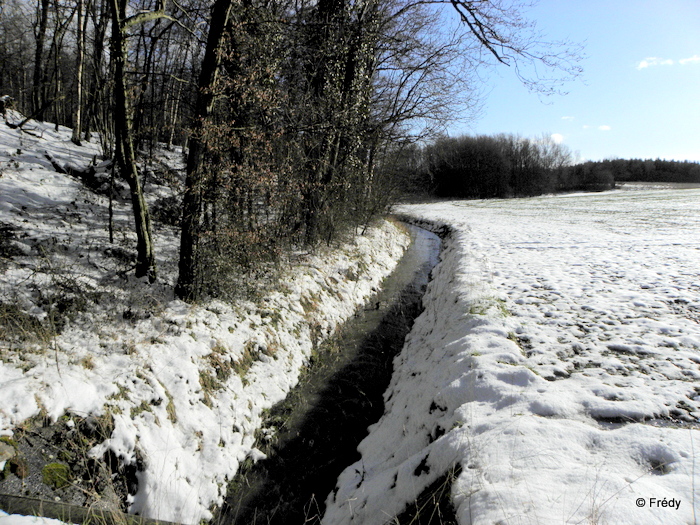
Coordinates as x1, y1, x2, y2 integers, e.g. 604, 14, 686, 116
215, 223, 445, 525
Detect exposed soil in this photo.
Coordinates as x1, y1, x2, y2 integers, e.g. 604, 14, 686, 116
0, 413, 138, 522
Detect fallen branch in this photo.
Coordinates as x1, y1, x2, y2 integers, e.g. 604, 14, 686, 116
3, 96, 63, 135
44, 152, 99, 180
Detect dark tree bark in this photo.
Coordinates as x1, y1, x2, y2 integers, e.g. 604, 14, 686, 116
71, 0, 86, 144
110, 0, 157, 283
175, 0, 236, 301
32, 0, 50, 120
84, 0, 110, 146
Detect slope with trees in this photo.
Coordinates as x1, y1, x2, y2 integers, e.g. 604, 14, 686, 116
0, 0, 583, 297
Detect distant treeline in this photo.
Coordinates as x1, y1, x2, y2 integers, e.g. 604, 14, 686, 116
394, 134, 700, 199
578, 158, 700, 184
396, 133, 611, 199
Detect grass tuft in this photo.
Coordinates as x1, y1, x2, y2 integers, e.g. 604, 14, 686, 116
392, 464, 462, 524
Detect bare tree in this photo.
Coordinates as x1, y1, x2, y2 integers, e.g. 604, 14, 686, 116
32, 0, 51, 119
109, 0, 164, 283
446, 0, 583, 95
175, 0, 236, 300
71, 0, 86, 144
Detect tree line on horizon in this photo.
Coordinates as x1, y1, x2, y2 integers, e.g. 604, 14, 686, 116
0, 0, 583, 300
578, 158, 700, 185
396, 133, 700, 199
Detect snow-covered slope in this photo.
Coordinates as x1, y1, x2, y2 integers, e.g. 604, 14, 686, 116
324, 191, 700, 524
0, 113, 410, 523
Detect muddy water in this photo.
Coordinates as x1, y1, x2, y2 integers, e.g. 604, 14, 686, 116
216, 224, 441, 525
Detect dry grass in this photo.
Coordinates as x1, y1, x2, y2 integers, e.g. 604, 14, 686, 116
392, 464, 462, 525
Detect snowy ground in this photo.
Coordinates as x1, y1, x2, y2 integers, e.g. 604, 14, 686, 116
324, 189, 700, 524
0, 511, 67, 525
0, 112, 410, 523
4, 109, 700, 525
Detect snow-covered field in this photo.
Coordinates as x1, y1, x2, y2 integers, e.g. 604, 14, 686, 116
324, 190, 700, 524
0, 113, 410, 523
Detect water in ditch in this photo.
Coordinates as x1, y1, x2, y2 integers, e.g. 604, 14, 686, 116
215, 223, 442, 525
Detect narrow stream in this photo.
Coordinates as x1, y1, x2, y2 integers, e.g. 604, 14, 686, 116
215, 224, 441, 525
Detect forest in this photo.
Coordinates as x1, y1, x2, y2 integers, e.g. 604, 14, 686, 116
399, 133, 700, 199
0, 0, 583, 300
576, 158, 700, 184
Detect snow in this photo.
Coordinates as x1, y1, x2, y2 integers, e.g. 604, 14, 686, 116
0, 113, 410, 523
4, 108, 700, 525
324, 190, 700, 524
0, 511, 74, 525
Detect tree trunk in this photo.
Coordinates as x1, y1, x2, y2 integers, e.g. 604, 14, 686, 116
84, 0, 110, 144
175, 0, 235, 301
111, 0, 157, 283
32, 0, 50, 120
71, 0, 85, 144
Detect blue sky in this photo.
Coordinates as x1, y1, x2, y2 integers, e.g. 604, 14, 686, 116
451, 0, 700, 162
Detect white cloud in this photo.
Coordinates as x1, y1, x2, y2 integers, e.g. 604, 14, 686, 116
561, 116, 575, 121
680, 55, 700, 65
599, 125, 612, 131
636, 57, 674, 70
551, 133, 564, 144
582, 125, 591, 130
